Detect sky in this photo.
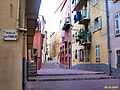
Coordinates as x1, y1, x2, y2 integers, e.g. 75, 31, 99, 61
39, 0, 63, 36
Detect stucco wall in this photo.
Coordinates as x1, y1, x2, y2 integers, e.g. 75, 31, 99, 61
108, 2, 120, 68
90, 0, 108, 64
0, 31, 23, 90
0, 0, 24, 90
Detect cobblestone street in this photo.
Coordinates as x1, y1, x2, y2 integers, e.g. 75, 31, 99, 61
27, 61, 120, 90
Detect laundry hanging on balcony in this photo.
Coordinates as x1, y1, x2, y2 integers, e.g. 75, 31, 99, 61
74, 11, 82, 23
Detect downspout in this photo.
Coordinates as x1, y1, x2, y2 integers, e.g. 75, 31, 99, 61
16, 0, 20, 29
70, 0, 72, 69
16, 0, 27, 89
105, 0, 112, 76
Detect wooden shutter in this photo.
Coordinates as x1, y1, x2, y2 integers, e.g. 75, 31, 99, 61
115, 14, 119, 35
78, 50, 80, 60
92, 20, 95, 32
98, 16, 102, 29
96, 45, 100, 62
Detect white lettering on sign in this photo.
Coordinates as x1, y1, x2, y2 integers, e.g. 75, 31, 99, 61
3, 30, 18, 40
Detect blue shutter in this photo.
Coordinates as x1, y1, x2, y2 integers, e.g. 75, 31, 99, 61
96, 45, 98, 60
115, 14, 119, 35
96, 45, 100, 62
117, 50, 120, 66
98, 45, 100, 61
92, 20, 95, 32
93, 0, 98, 5
118, 14, 120, 35
98, 16, 102, 29
78, 50, 80, 60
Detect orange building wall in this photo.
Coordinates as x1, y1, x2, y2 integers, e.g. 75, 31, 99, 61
33, 31, 43, 69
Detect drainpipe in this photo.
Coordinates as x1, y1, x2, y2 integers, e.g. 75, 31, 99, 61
16, 0, 27, 89
16, 0, 20, 29
70, 0, 72, 69
105, 0, 112, 76
18, 28, 27, 90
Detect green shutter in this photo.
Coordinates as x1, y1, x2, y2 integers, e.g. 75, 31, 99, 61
92, 20, 95, 32
98, 16, 102, 29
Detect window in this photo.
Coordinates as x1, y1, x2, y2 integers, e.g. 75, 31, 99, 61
75, 32, 77, 42
115, 14, 120, 36
92, 16, 102, 32
78, 50, 80, 61
93, 0, 98, 6
117, 50, 120, 66
72, 34, 75, 43
77, 49, 84, 62
75, 50, 77, 59
73, 51, 75, 60
96, 45, 100, 62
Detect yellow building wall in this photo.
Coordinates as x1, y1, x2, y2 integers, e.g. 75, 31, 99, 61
0, 32, 23, 90
71, 29, 85, 66
90, 0, 108, 64
50, 32, 60, 62
55, 32, 60, 58
0, 0, 17, 30
71, 1, 108, 66
0, 0, 25, 90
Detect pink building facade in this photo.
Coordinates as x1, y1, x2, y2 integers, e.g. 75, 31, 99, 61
60, 0, 71, 69
33, 30, 43, 69
33, 16, 46, 70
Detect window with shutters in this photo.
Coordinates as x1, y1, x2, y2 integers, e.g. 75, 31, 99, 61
73, 51, 75, 60
75, 50, 77, 59
75, 32, 77, 42
96, 45, 100, 62
72, 34, 75, 43
93, 0, 98, 6
78, 50, 80, 61
81, 49, 84, 61
92, 16, 102, 32
115, 14, 120, 36
117, 50, 120, 67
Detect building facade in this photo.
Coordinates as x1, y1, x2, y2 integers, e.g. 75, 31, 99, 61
50, 32, 60, 62
50, 32, 56, 60
33, 15, 46, 69
59, 0, 71, 69
108, 0, 120, 77
0, 0, 41, 89
71, 0, 109, 72
42, 31, 48, 61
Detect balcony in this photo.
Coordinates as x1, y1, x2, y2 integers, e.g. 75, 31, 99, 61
77, 29, 92, 47
73, 0, 87, 11
62, 36, 67, 43
74, 10, 90, 25
61, 17, 71, 30
79, 15, 90, 25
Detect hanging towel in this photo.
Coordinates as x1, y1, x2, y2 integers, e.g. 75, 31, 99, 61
72, 0, 74, 4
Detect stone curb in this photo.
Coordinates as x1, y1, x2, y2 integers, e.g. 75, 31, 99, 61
28, 76, 115, 82
36, 72, 105, 76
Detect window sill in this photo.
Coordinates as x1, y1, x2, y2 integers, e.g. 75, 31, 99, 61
93, 28, 102, 33
93, 2, 98, 6
96, 60, 100, 62
115, 34, 120, 37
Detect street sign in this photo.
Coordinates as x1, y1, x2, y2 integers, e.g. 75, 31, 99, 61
3, 30, 18, 40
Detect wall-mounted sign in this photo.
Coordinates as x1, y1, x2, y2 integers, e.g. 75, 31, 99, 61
3, 30, 18, 40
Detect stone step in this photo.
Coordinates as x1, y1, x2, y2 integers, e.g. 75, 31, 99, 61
28, 74, 115, 81
37, 69, 105, 76
37, 72, 105, 76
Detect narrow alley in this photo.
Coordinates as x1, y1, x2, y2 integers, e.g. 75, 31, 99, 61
27, 61, 120, 90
